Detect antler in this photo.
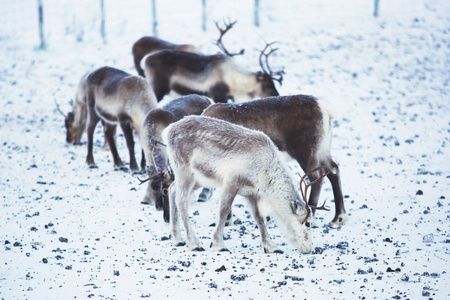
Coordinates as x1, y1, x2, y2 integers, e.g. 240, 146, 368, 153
214, 19, 245, 57
258, 42, 285, 84
54, 98, 67, 118
137, 139, 168, 185
299, 166, 331, 212
137, 170, 163, 185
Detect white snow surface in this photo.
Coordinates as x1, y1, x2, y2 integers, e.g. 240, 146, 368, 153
1, 0, 449, 299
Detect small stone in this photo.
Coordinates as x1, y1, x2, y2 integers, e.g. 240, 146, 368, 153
416, 190, 423, 195
208, 282, 218, 289
423, 233, 434, 243
215, 265, 226, 272
113, 270, 120, 276
401, 274, 409, 281
230, 274, 247, 281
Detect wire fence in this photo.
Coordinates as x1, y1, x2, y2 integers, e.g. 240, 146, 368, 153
0, 0, 442, 50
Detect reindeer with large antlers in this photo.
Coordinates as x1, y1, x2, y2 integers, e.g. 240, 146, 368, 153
141, 20, 283, 103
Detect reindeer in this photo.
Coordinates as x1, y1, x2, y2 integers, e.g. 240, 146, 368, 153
132, 36, 201, 77
202, 95, 348, 226
162, 115, 328, 253
141, 21, 283, 103
64, 66, 158, 172
140, 94, 214, 213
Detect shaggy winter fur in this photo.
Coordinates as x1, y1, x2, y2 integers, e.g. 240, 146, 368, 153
140, 94, 214, 214
65, 66, 157, 172
141, 50, 279, 103
162, 116, 312, 254
202, 95, 348, 226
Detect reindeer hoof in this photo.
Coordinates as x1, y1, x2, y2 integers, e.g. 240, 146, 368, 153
131, 168, 144, 175
175, 242, 186, 247
88, 164, 98, 169
331, 213, 348, 226
115, 165, 128, 172
219, 248, 231, 253
140, 201, 151, 205
193, 247, 205, 252
264, 248, 283, 254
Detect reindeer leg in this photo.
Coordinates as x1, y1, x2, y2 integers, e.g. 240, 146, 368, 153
197, 187, 212, 202
101, 120, 113, 151
86, 112, 100, 168
211, 185, 237, 252
119, 115, 139, 173
163, 191, 170, 223
104, 124, 124, 170
140, 149, 146, 173
306, 163, 323, 228
248, 196, 282, 254
326, 159, 348, 226
169, 184, 184, 247
175, 175, 203, 251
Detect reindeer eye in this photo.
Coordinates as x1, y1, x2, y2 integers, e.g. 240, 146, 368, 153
305, 222, 311, 228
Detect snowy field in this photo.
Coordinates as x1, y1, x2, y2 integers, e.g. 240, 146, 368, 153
1, 0, 449, 299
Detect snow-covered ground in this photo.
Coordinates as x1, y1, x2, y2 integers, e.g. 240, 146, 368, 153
1, 0, 449, 299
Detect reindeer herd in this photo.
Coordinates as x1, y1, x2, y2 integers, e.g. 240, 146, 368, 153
57, 21, 348, 254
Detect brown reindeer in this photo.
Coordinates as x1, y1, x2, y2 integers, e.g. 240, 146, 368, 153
141, 21, 283, 103
132, 36, 201, 77
202, 95, 348, 226
64, 66, 157, 172
140, 94, 214, 212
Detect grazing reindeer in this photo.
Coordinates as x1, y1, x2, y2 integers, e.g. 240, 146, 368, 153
202, 95, 348, 226
132, 36, 201, 77
65, 66, 157, 172
162, 115, 315, 253
140, 94, 214, 212
141, 21, 283, 103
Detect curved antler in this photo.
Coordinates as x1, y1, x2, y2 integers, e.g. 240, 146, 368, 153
258, 42, 285, 84
299, 166, 331, 212
214, 19, 245, 57
137, 139, 168, 185
54, 98, 67, 118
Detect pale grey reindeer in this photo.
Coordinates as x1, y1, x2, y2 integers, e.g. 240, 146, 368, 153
162, 115, 314, 254
64, 66, 157, 172
132, 36, 201, 77
202, 95, 348, 226
141, 21, 283, 103
140, 94, 214, 213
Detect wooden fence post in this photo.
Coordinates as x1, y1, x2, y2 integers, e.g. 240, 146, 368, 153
100, 0, 106, 43
152, 0, 158, 37
37, 0, 46, 49
374, 0, 380, 17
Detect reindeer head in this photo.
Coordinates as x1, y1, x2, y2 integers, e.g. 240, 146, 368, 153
64, 112, 78, 144
279, 166, 331, 254
55, 99, 84, 145
255, 42, 285, 98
